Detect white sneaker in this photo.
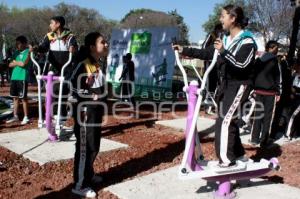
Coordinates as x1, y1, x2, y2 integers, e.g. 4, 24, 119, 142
237, 155, 249, 162
21, 116, 30, 125
72, 187, 96, 198
53, 115, 67, 125
283, 136, 291, 142
6, 115, 19, 123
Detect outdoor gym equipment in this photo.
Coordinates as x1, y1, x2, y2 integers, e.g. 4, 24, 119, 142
174, 48, 280, 199
31, 52, 72, 141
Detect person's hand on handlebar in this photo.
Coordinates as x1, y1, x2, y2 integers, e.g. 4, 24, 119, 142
172, 44, 183, 53
69, 46, 76, 53
214, 39, 224, 53
29, 45, 38, 53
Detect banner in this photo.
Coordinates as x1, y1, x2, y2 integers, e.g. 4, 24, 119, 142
107, 27, 179, 100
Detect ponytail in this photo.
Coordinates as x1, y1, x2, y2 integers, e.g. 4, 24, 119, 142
76, 45, 89, 63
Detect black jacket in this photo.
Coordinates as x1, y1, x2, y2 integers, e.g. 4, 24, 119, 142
70, 57, 107, 101
254, 52, 282, 94
182, 36, 257, 84
38, 29, 78, 78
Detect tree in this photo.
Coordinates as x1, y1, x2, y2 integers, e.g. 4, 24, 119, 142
287, 2, 300, 65
168, 10, 189, 45
203, 0, 293, 43
120, 9, 176, 28
203, 0, 249, 34
248, 0, 293, 43
0, 3, 118, 48
54, 3, 118, 43
120, 9, 189, 44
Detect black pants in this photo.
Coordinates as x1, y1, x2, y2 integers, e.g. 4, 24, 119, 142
120, 81, 135, 105
250, 94, 276, 145
270, 94, 291, 138
215, 83, 250, 164
286, 98, 300, 138
73, 100, 103, 189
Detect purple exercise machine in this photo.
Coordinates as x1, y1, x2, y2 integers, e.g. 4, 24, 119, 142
174, 49, 280, 199
31, 52, 72, 141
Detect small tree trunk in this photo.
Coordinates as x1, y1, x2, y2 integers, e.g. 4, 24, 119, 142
288, 6, 300, 66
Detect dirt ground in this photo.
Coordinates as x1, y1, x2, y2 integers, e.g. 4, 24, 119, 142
0, 85, 300, 199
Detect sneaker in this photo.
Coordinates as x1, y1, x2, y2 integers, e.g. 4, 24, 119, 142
91, 174, 103, 184
206, 108, 216, 115
6, 115, 19, 124
21, 116, 30, 125
239, 127, 245, 134
53, 115, 67, 126
71, 187, 96, 198
237, 155, 249, 162
217, 161, 237, 168
283, 136, 291, 142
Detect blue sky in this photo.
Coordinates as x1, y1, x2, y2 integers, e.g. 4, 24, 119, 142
1, 0, 222, 42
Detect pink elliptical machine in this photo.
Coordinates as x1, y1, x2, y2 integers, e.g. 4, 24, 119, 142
174, 48, 280, 199
31, 52, 72, 141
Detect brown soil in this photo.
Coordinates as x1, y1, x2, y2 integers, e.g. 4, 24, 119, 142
0, 85, 299, 199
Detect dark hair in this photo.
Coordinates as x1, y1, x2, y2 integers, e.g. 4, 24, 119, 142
265, 40, 279, 51
211, 23, 224, 40
223, 5, 248, 28
202, 23, 224, 48
51, 16, 65, 28
77, 32, 103, 63
85, 32, 103, 49
16, 35, 28, 44
125, 53, 132, 60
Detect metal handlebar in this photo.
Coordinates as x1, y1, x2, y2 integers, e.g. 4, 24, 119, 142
174, 50, 189, 89
174, 48, 219, 91
55, 52, 72, 134
30, 52, 41, 76
30, 52, 43, 128
200, 49, 218, 91
60, 52, 73, 78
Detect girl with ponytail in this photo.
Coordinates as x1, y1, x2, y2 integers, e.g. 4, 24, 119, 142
174, 5, 257, 168
71, 32, 108, 198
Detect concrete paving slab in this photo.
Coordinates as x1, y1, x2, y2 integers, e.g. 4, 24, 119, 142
155, 117, 215, 136
106, 166, 300, 199
156, 117, 299, 146
0, 128, 128, 165
240, 132, 300, 147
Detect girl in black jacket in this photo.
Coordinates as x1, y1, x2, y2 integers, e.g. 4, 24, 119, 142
71, 32, 108, 198
174, 5, 257, 168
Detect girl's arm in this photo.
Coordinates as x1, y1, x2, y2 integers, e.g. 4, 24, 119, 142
181, 45, 215, 60
14, 51, 31, 67
9, 60, 17, 67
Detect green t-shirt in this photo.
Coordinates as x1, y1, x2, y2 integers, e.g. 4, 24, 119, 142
11, 48, 31, 81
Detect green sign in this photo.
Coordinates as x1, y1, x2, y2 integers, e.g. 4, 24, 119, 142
130, 32, 152, 54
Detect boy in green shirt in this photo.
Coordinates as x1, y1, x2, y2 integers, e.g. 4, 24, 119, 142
6, 36, 31, 125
